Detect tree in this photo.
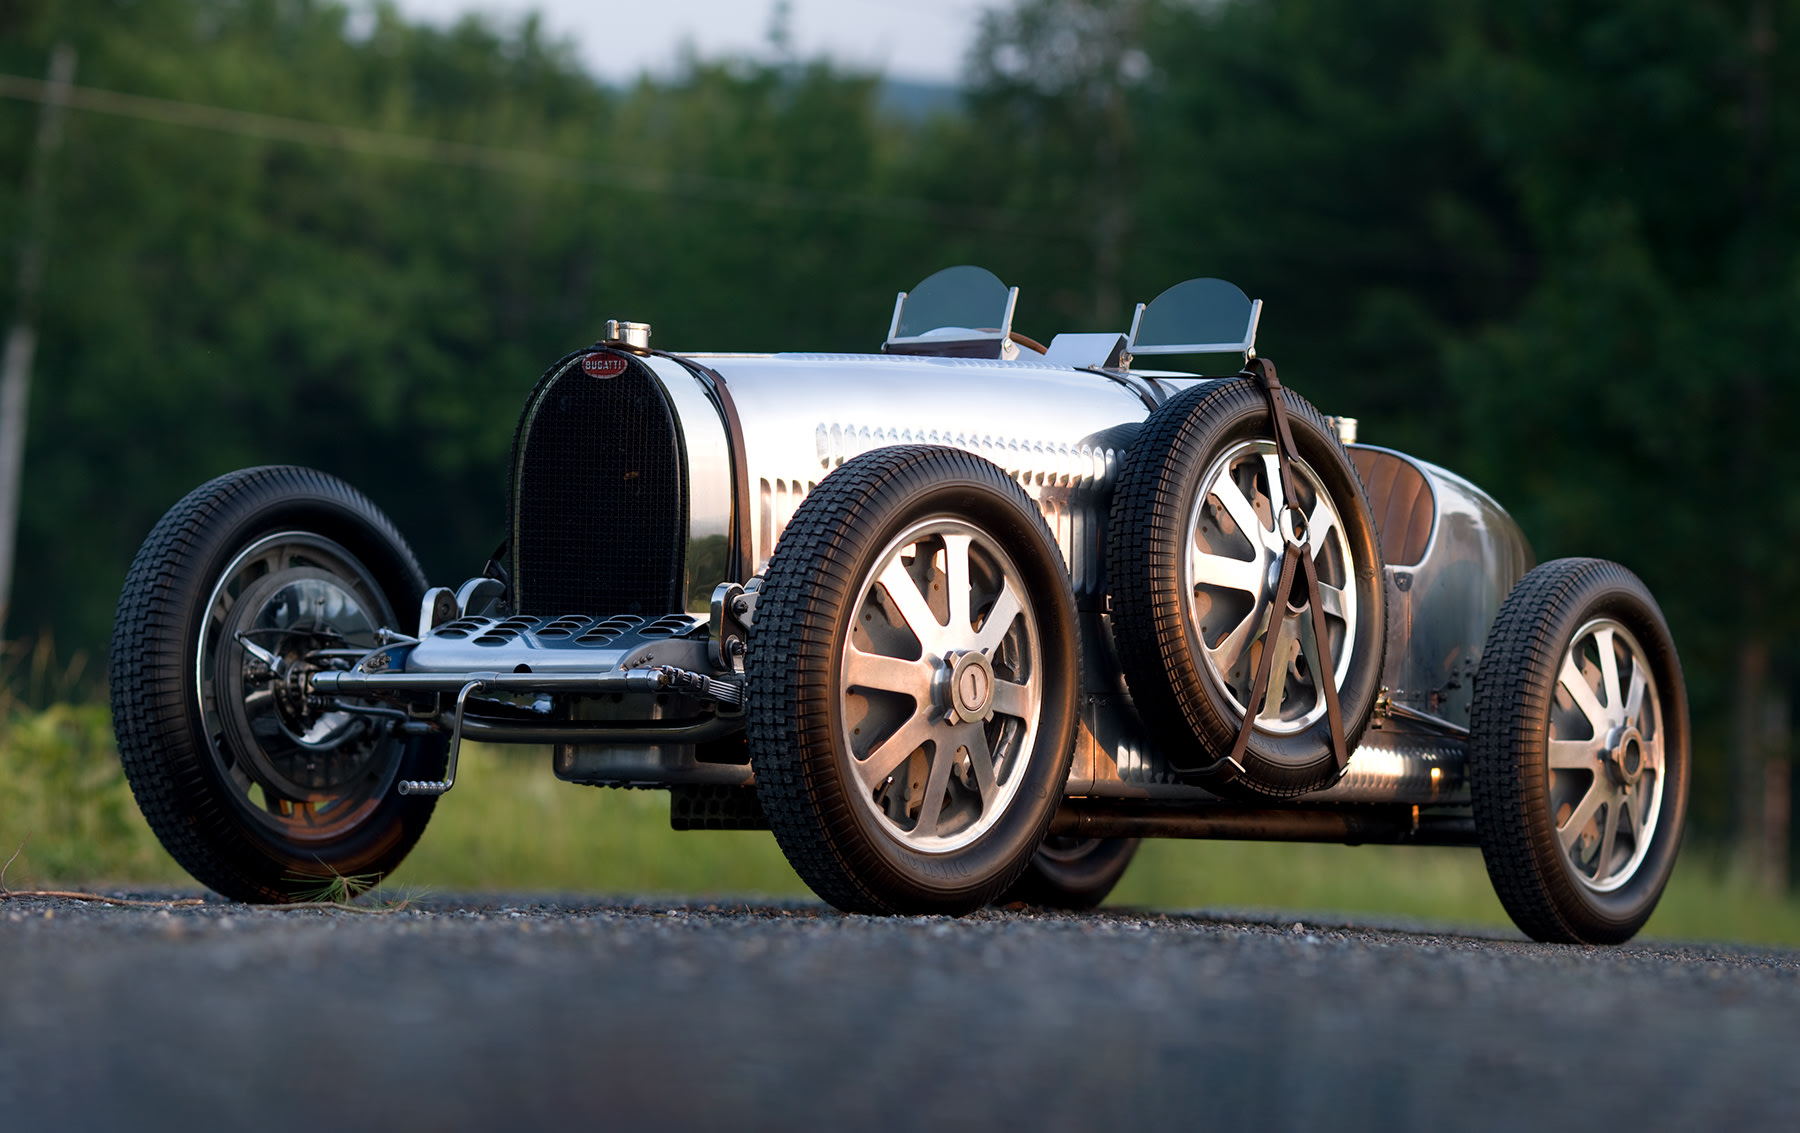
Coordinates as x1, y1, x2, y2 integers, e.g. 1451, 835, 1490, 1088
0, 0, 938, 657
1442, 0, 1800, 850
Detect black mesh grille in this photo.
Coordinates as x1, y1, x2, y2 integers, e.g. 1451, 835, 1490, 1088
511, 353, 686, 617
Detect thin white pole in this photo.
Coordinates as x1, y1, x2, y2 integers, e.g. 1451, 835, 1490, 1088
0, 43, 76, 639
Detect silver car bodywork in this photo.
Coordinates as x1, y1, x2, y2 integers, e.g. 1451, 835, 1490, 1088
325, 341, 1532, 814
690, 350, 1530, 806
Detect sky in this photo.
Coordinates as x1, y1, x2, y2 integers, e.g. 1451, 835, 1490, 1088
383, 0, 986, 86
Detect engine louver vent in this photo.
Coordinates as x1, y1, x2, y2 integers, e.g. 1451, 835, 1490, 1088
510, 351, 686, 617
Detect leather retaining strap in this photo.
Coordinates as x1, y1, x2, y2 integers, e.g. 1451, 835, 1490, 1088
1198, 357, 1352, 785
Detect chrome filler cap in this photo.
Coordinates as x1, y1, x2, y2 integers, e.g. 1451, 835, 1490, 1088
606, 320, 651, 350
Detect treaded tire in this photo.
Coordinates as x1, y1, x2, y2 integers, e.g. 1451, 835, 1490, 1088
998, 837, 1139, 909
1107, 377, 1385, 798
110, 466, 447, 903
747, 445, 1081, 915
1469, 558, 1689, 944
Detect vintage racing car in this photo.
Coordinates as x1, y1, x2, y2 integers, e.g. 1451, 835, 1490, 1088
110, 266, 1689, 943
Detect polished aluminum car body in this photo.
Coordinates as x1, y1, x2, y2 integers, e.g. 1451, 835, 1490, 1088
313, 270, 1534, 823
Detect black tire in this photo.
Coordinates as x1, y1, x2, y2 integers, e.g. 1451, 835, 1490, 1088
1469, 558, 1689, 944
1108, 377, 1386, 798
999, 837, 1140, 909
110, 466, 448, 903
747, 445, 1081, 915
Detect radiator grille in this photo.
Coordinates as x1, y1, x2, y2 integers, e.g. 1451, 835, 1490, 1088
510, 352, 686, 616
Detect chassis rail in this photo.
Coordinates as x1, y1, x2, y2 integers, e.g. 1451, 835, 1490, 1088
1047, 799, 1478, 846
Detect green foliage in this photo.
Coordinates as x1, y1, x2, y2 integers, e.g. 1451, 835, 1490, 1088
1115, 838, 1800, 947
1429, 2, 1800, 832
0, 701, 183, 885
4, 0, 1800, 848
0, 633, 92, 712
1131, 0, 1533, 456
386, 744, 807, 897
6, 708, 1800, 944
1, 0, 946, 650
0, 636, 178, 885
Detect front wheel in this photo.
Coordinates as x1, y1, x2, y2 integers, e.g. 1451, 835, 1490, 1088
1469, 559, 1690, 944
110, 466, 447, 903
747, 446, 1081, 915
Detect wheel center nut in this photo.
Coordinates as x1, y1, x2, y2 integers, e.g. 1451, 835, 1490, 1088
947, 650, 996, 722
1605, 725, 1648, 786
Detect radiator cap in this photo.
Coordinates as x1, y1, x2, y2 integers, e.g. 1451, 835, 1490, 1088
605, 319, 651, 350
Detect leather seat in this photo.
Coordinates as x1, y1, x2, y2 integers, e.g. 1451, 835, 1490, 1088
1347, 448, 1434, 567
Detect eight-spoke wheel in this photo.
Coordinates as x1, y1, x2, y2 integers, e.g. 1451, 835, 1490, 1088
748, 445, 1080, 914
1109, 378, 1386, 797
1469, 558, 1689, 944
1182, 438, 1359, 736
111, 466, 447, 903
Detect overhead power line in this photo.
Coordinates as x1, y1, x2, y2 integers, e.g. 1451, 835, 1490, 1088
0, 70, 1031, 232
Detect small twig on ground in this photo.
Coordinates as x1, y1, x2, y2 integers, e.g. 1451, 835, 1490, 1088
0, 889, 205, 908
0, 838, 202, 907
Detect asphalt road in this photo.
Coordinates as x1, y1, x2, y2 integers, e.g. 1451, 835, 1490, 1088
1, 894, 1796, 1131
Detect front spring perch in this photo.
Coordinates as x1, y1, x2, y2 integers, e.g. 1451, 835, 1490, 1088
397, 679, 483, 796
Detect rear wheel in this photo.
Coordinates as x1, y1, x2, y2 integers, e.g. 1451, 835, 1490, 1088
110, 466, 446, 903
1469, 558, 1689, 944
999, 837, 1140, 909
748, 446, 1081, 915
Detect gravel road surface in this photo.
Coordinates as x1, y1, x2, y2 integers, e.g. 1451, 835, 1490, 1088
1, 893, 1795, 1130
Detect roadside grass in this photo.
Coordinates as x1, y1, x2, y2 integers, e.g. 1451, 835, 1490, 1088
385, 744, 806, 898
0, 702, 186, 886
4, 700, 1799, 945
1114, 839, 1800, 946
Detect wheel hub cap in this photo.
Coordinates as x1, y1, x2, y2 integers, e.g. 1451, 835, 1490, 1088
1604, 724, 1648, 787
945, 650, 996, 723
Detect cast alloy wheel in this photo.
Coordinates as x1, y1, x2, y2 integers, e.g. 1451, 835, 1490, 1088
748, 445, 1081, 915
1108, 377, 1386, 798
1186, 438, 1357, 736
1543, 618, 1666, 893
1469, 558, 1689, 944
838, 517, 1043, 854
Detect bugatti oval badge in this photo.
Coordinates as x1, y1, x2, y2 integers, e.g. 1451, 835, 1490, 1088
581, 353, 628, 379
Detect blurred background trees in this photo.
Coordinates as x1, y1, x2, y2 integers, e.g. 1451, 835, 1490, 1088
3, 0, 1797, 871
